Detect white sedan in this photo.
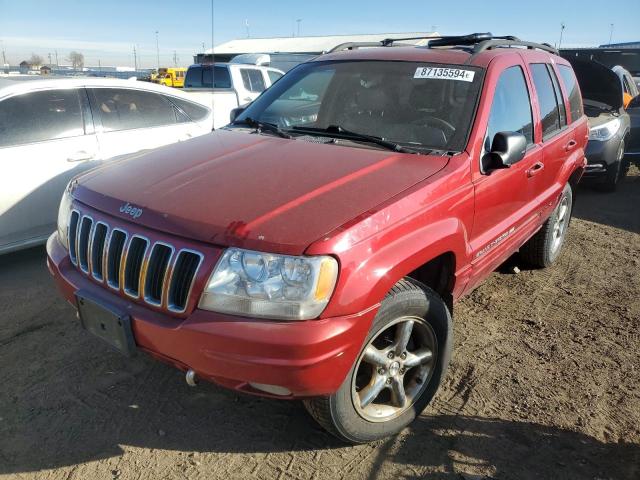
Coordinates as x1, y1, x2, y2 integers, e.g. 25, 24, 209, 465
0, 77, 213, 254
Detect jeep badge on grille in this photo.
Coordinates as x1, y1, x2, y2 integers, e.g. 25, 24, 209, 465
119, 202, 143, 219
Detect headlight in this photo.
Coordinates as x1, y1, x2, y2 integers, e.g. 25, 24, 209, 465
199, 248, 339, 320
589, 118, 621, 141
57, 184, 74, 249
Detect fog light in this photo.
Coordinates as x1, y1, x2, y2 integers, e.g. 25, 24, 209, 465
249, 382, 292, 396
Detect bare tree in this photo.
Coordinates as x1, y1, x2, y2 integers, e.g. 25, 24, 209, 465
29, 53, 44, 67
68, 51, 84, 70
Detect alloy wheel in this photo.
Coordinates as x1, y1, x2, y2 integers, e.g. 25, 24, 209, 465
351, 316, 437, 422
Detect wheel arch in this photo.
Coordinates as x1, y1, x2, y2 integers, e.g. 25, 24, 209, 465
322, 217, 470, 318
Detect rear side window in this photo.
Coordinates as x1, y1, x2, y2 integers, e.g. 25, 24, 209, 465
530, 64, 565, 140
240, 69, 266, 92
486, 66, 534, 148
0, 89, 84, 148
547, 66, 567, 128
92, 88, 177, 131
169, 97, 210, 122
268, 70, 284, 84
558, 65, 583, 122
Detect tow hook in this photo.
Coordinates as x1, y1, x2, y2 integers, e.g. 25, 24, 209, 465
185, 369, 198, 387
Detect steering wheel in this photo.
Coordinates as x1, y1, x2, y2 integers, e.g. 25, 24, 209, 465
411, 116, 456, 140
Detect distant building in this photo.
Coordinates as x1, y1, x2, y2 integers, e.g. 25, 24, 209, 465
40, 65, 51, 75
19, 61, 30, 74
195, 31, 439, 64
598, 41, 640, 49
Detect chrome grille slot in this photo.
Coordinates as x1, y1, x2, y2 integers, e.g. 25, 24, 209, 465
68, 211, 80, 265
107, 229, 127, 289
144, 244, 173, 305
124, 236, 149, 297
77, 216, 93, 272
67, 212, 204, 314
168, 250, 203, 312
91, 223, 108, 281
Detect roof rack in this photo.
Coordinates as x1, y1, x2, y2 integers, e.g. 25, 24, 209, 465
327, 33, 559, 56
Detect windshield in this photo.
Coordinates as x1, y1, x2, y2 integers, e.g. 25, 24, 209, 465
234, 60, 484, 152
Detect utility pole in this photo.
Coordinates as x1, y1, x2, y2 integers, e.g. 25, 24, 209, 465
296, 19, 302, 37
98, 59, 101, 72
133, 45, 138, 71
2, 40, 8, 66
558, 22, 566, 49
245, 19, 250, 38
608, 23, 614, 46
173, 50, 178, 66
155, 30, 160, 70
55, 50, 59, 67
48, 53, 52, 65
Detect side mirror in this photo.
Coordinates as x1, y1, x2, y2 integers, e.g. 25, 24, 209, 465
484, 131, 527, 171
229, 107, 245, 124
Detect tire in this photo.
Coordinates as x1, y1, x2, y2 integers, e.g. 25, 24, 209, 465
597, 139, 626, 193
304, 278, 453, 444
520, 183, 573, 268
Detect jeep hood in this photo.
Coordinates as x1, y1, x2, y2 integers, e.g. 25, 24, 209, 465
74, 130, 449, 255
564, 57, 623, 110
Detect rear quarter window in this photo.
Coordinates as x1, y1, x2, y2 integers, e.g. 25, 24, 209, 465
558, 65, 584, 122
169, 97, 210, 122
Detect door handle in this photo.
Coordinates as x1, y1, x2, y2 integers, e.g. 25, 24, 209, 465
526, 161, 545, 178
67, 151, 94, 162
564, 140, 577, 152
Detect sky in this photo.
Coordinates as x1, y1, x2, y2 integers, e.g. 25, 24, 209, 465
1, 0, 638, 68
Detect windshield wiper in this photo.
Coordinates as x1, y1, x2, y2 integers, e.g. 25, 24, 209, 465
291, 125, 423, 154
231, 117, 292, 139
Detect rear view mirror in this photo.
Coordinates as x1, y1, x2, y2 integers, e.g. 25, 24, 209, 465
484, 131, 527, 171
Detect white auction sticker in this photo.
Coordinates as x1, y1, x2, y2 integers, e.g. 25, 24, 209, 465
414, 67, 475, 82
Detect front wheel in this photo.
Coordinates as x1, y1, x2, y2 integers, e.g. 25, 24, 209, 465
520, 183, 573, 268
304, 279, 452, 443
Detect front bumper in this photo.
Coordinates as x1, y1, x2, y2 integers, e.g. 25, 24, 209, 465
47, 233, 377, 398
583, 137, 623, 179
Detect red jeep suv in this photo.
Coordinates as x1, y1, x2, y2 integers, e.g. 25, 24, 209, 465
47, 33, 588, 443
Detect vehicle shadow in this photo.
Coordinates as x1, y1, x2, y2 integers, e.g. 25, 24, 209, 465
0, 246, 636, 478
572, 168, 640, 234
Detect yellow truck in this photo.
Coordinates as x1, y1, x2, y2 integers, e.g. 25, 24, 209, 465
152, 67, 187, 88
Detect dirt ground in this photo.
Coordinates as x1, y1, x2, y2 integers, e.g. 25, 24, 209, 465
1, 170, 639, 480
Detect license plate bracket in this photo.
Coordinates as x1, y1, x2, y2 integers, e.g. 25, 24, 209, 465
76, 291, 136, 357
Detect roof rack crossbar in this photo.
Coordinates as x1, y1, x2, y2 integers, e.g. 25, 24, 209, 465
473, 39, 558, 55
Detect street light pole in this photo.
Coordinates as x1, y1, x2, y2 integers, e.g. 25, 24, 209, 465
608, 23, 614, 46
296, 19, 302, 37
558, 22, 566, 49
155, 30, 160, 70
133, 45, 138, 71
